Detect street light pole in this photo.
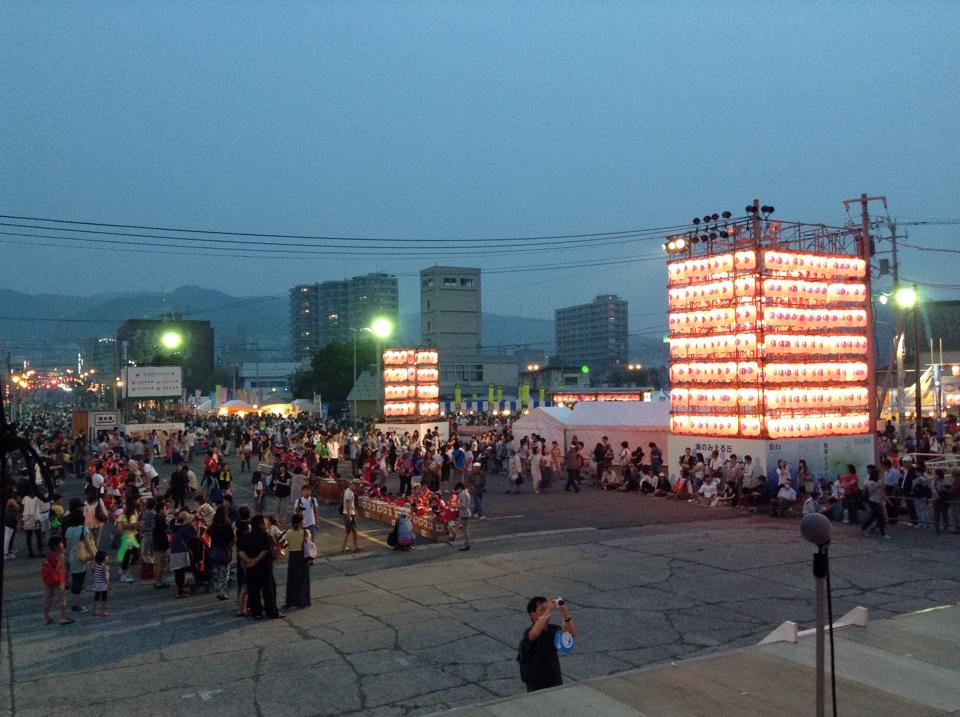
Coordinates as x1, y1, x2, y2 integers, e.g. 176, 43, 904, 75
912, 285, 922, 451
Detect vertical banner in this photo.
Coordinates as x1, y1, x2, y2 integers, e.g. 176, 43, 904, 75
539, 385, 546, 405
214, 384, 221, 410
454, 384, 462, 407
488, 383, 495, 407
496, 385, 503, 402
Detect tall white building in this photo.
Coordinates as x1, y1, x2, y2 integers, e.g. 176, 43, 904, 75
420, 266, 481, 354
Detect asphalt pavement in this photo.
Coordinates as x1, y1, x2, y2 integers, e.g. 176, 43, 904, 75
2, 459, 959, 716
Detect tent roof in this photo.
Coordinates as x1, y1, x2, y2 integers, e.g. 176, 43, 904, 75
346, 370, 379, 402
222, 400, 254, 409
567, 401, 671, 429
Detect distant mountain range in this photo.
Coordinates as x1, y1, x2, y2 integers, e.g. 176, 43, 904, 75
0, 286, 668, 368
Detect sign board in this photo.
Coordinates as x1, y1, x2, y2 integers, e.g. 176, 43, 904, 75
91, 412, 119, 429
124, 366, 182, 398
120, 422, 186, 438
667, 433, 874, 485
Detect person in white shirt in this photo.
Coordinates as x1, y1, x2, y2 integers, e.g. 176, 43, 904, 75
772, 484, 797, 517
340, 479, 362, 553
141, 460, 160, 490
690, 474, 718, 505
91, 463, 106, 496
21, 494, 45, 557
295, 486, 318, 540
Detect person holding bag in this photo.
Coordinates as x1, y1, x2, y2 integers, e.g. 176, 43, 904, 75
282, 513, 312, 609
64, 502, 95, 613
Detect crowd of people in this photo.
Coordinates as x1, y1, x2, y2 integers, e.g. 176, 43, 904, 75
5, 407, 960, 628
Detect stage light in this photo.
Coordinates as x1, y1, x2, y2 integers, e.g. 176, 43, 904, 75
692, 218, 701, 225
711, 213, 719, 221
721, 211, 732, 219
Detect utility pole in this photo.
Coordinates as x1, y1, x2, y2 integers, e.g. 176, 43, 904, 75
4, 351, 12, 425
889, 222, 908, 443
843, 193, 886, 462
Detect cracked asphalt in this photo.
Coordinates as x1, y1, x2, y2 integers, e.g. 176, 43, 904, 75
2, 467, 960, 716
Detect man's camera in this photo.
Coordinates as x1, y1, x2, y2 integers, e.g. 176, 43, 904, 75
556, 597, 565, 607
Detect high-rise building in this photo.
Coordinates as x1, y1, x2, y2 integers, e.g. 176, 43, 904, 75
79, 337, 118, 377
555, 295, 628, 380
420, 266, 481, 354
289, 273, 399, 361
290, 284, 321, 362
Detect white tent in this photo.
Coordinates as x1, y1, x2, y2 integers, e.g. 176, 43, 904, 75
510, 407, 572, 448
512, 402, 671, 465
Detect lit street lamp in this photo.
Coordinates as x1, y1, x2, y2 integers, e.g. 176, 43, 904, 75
160, 330, 184, 351
895, 285, 921, 449
369, 318, 394, 419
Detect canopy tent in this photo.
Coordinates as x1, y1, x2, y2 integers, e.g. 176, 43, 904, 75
218, 399, 255, 415
511, 402, 670, 466
260, 402, 297, 416
291, 398, 315, 412
510, 407, 573, 448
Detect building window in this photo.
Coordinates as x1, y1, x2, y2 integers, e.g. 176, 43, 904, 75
423, 278, 434, 288
443, 277, 457, 287
427, 321, 431, 332
460, 278, 474, 287
426, 300, 431, 310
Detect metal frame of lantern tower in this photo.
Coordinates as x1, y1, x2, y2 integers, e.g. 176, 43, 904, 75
664, 199, 877, 473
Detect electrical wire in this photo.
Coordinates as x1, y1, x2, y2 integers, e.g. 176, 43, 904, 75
0, 213, 701, 245
1, 222, 668, 255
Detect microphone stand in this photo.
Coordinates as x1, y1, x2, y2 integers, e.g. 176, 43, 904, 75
813, 544, 837, 717
813, 547, 827, 717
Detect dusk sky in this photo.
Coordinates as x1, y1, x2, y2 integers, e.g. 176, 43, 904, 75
2, 1, 959, 332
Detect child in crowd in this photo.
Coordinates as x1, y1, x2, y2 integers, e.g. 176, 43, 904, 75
252, 472, 266, 515
41, 537, 73, 625
92, 550, 110, 617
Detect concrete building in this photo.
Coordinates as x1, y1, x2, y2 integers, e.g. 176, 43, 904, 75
290, 273, 399, 361
236, 361, 302, 403
115, 318, 215, 392
555, 294, 629, 380
79, 337, 118, 377
420, 266, 481, 354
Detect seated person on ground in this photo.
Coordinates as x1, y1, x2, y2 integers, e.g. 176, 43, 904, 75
771, 483, 797, 517
638, 466, 657, 494
654, 472, 672, 497
600, 465, 622, 491
690, 474, 718, 505
621, 463, 641, 493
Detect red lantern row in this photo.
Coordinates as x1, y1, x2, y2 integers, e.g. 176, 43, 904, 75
763, 279, 866, 303
762, 307, 866, 330
764, 334, 867, 356
763, 250, 866, 279
764, 362, 868, 383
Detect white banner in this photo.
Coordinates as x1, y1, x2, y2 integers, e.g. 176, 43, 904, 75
120, 422, 186, 437
124, 366, 182, 398
91, 411, 119, 429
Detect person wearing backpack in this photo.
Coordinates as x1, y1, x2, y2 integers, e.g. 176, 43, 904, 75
517, 597, 575, 692
294, 485, 319, 540
41, 536, 73, 625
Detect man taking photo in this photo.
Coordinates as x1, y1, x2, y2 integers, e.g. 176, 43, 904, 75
517, 596, 577, 692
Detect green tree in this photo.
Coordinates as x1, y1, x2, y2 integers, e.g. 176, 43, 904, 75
293, 339, 377, 402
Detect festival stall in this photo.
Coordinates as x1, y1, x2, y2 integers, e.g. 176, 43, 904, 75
512, 403, 671, 465
356, 487, 454, 542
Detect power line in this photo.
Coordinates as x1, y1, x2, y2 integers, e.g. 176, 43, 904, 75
0, 213, 698, 245
2, 222, 664, 256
